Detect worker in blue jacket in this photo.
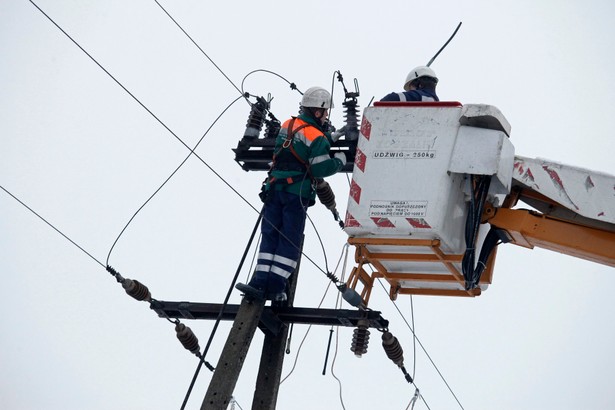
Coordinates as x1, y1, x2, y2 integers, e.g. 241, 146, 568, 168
380, 66, 439, 102
236, 86, 346, 302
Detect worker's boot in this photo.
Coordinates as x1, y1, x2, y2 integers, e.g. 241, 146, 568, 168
235, 282, 265, 300
266, 274, 288, 302
235, 271, 268, 300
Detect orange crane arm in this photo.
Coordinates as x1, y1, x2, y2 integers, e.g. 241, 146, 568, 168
487, 207, 615, 267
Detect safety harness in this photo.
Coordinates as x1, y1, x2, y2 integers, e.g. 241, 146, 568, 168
269, 117, 316, 185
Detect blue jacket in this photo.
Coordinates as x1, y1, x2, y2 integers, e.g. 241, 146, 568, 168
380, 88, 439, 102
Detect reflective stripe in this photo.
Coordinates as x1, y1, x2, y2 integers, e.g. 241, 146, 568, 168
309, 154, 331, 166
421, 96, 435, 102
255, 264, 271, 272
397, 92, 407, 102
257, 252, 274, 261
272, 254, 298, 269
271, 265, 292, 279
296, 133, 312, 147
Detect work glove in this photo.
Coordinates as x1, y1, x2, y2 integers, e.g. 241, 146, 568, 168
330, 125, 347, 142
322, 120, 335, 133
334, 152, 347, 166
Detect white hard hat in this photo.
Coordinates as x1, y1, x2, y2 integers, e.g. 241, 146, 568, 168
404, 66, 438, 91
301, 86, 333, 109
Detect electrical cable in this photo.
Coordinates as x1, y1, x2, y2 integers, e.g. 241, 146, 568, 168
26, 0, 246, 209
2, 176, 252, 409
426, 22, 462, 67
27, 0, 269, 241
410, 295, 417, 381
5, 151, 430, 409
229, 396, 244, 410
28, 0, 339, 288
462, 175, 491, 289
322, 244, 349, 375
330, 326, 347, 410
330, 287, 347, 410
306, 213, 330, 274
329, 70, 338, 119
278, 283, 331, 385
153, 0, 243, 97
405, 388, 422, 410
279, 324, 313, 385
179, 210, 264, 410
156, 2, 300, 109
28, 0, 200, 164
2, 181, 348, 407
26, 4, 367, 406
156, 0, 303, 136
279, 244, 347, 384
241, 69, 301, 97
24, 4, 436, 410
244, 233, 261, 283
375, 278, 456, 410
406, 296, 421, 410
1, 184, 209, 365
106, 94, 243, 265
1, 185, 105, 268
1, 185, 206, 362
28, 5, 363, 362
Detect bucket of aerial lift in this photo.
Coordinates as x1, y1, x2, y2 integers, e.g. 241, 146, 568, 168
344, 101, 515, 301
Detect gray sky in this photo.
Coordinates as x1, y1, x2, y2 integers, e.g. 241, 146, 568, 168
2, 1, 615, 409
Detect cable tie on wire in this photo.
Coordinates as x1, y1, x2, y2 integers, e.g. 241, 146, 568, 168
401, 365, 413, 383
106, 265, 125, 283
409, 388, 420, 410
326, 271, 340, 283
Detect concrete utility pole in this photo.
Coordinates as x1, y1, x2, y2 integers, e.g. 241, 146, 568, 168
250, 266, 300, 410
200, 295, 265, 410
152, 295, 388, 410
151, 247, 387, 409
201, 251, 301, 410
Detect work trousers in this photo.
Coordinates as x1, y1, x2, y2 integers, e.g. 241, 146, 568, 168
253, 190, 308, 293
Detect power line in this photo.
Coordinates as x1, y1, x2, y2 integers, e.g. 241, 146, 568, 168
28, 0, 192, 158
153, 0, 243, 97
106, 94, 243, 265
410, 295, 417, 381
28, 0, 257, 214
376, 278, 462, 410
154, 0, 301, 100
28, 0, 339, 285
279, 246, 345, 385
1, 184, 105, 269
23, 4, 399, 409
180, 211, 264, 410
241, 69, 301, 96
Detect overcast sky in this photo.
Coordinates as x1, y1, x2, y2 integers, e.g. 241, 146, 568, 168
2, 1, 615, 409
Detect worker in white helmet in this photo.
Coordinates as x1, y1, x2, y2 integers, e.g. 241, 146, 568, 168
236, 86, 346, 302
380, 66, 439, 102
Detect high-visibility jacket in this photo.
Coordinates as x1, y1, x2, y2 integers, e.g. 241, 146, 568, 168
380, 88, 439, 102
268, 113, 343, 202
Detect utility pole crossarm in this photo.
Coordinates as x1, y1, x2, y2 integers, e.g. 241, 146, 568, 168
150, 301, 389, 329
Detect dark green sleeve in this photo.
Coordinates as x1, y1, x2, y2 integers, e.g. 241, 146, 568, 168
308, 135, 343, 178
